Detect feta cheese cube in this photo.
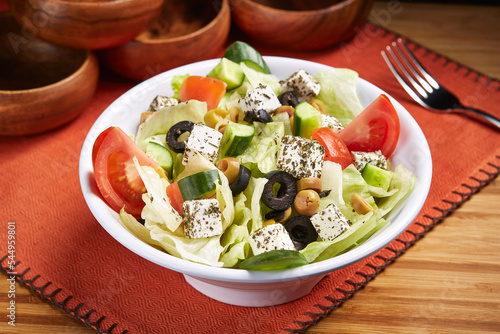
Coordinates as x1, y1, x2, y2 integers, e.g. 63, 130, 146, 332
183, 199, 222, 239
277, 135, 325, 179
280, 69, 321, 102
310, 203, 351, 241
248, 223, 296, 256
321, 114, 344, 133
147, 95, 178, 112
182, 123, 222, 165
351, 150, 388, 172
239, 84, 281, 115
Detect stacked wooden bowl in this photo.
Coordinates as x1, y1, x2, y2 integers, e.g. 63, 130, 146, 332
1, 0, 231, 135
1, 0, 372, 135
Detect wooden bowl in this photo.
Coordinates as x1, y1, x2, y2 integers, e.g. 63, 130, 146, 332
0, 12, 99, 136
8, 0, 164, 50
99, 0, 231, 81
231, 0, 374, 50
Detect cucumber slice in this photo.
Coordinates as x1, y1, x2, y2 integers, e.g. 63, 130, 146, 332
177, 169, 220, 201
223, 41, 271, 74
238, 250, 308, 271
362, 163, 393, 191
146, 141, 173, 177
220, 122, 255, 157
207, 58, 245, 90
293, 102, 322, 139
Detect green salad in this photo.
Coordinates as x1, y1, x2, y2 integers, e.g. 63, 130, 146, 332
93, 42, 415, 270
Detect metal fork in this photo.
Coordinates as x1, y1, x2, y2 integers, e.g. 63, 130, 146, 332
381, 38, 500, 130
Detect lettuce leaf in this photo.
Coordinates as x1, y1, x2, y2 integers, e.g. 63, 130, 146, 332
133, 158, 182, 232
146, 220, 225, 267
238, 121, 284, 176
171, 73, 189, 100
313, 68, 363, 126
135, 100, 207, 151
319, 161, 345, 211
376, 164, 416, 217
119, 209, 163, 250
240, 62, 281, 96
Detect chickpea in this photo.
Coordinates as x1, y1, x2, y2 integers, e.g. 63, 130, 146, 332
294, 189, 320, 216
216, 157, 240, 184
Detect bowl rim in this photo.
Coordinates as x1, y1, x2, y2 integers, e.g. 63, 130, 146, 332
79, 56, 432, 284
133, 0, 230, 44
0, 50, 96, 94
235, 0, 359, 15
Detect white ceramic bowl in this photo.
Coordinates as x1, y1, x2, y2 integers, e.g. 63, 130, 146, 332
79, 57, 432, 307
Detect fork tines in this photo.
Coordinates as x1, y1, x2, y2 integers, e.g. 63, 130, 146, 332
381, 38, 438, 108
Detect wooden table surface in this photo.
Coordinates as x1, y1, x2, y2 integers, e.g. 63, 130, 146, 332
1, 2, 499, 333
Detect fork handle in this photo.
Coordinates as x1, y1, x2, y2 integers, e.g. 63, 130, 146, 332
456, 106, 500, 130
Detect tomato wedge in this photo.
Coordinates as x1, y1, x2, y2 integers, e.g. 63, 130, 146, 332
312, 127, 353, 169
92, 127, 163, 218
339, 94, 400, 158
178, 75, 227, 111
166, 181, 184, 215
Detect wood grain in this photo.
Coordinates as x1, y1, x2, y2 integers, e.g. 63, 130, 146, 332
1, 2, 499, 333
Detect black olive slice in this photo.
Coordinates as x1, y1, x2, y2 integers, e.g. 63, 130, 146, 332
243, 109, 273, 123
284, 216, 318, 250
318, 189, 331, 198
265, 209, 286, 221
261, 170, 297, 211
229, 164, 251, 196
278, 91, 299, 108
166, 120, 194, 153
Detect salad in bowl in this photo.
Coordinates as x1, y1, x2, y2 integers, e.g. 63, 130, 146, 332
81, 42, 431, 305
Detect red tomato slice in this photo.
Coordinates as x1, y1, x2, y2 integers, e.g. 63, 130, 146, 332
166, 181, 184, 215
178, 75, 227, 111
312, 127, 353, 169
339, 94, 400, 158
93, 127, 163, 218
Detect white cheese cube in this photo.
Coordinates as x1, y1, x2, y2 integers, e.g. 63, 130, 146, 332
310, 203, 350, 241
321, 114, 344, 133
183, 199, 223, 238
182, 123, 222, 165
147, 95, 178, 112
248, 223, 296, 256
277, 135, 325, 179
280, 69, 321, 102
352, 150, 388, 172
239, 83, 281, 115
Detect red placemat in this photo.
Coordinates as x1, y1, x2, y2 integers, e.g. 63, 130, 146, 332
1, 10, 499, 334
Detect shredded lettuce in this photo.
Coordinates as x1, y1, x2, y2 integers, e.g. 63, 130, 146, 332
240, 62, 281, 96
313, 68, 363, 125
133, 158, 182, 232
171, 73, 189, 100
119, 209, 163, 250
238, 121, 284, 176
319, 161, 345, 211
135, 100, 207, 151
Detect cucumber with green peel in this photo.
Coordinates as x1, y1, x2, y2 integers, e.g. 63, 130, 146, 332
223, 41, 271, 74
362, 163, 393, 191
219, 121, 255, 157
146, 141, 173, 177
293, 102, 322, 139
207, 58, 245, 90
238, 250, 309, 270
177, 169, 220, 201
